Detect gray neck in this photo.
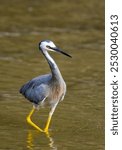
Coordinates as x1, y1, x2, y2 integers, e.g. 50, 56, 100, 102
42, 50, 63, 80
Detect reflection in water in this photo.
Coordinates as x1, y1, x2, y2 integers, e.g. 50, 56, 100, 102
46, 132, 57, 150
27, 130, 57, 150
27, 131, 34, 150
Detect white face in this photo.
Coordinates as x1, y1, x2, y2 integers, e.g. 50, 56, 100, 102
39, 40, 56, 51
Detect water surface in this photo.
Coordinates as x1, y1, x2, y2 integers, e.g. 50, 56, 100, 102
0, 0, 104, 149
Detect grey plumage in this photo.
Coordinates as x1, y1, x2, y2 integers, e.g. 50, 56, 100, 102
20, 73, 66, 106
20, 40, 71, 108
20, 74, 52, 104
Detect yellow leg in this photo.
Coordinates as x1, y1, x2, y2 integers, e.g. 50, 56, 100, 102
44, 103, 58, 133
27, 107, 43, 132
44, 115, 52, 133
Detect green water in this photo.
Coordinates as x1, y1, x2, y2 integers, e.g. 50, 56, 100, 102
0, 0, 104, 149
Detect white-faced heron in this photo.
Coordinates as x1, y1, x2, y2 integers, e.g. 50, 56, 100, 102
20, 40, 71, 133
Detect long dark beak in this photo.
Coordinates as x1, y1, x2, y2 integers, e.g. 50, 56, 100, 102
50, 47, 72, 58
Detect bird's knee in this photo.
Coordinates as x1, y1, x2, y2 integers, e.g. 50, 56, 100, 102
26, 116, 31, 123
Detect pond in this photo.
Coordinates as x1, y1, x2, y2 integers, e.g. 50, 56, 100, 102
0, 0, 104, 149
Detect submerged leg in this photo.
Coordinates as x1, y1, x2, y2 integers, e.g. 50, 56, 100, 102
44, 103, 58, 133
27, 107, 43, 132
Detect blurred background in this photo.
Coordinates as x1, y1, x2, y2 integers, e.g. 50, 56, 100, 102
0, 0, 104, 150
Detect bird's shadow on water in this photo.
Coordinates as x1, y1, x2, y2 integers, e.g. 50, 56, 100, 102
26, 130, 57, 150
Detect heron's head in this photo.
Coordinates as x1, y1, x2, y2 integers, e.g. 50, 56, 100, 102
39, 40, 72, 57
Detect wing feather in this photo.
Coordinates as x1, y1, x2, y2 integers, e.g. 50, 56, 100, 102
20, 74, 52, 104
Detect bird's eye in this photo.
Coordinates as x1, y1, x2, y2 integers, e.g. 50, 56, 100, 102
46, 46, 51, 49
